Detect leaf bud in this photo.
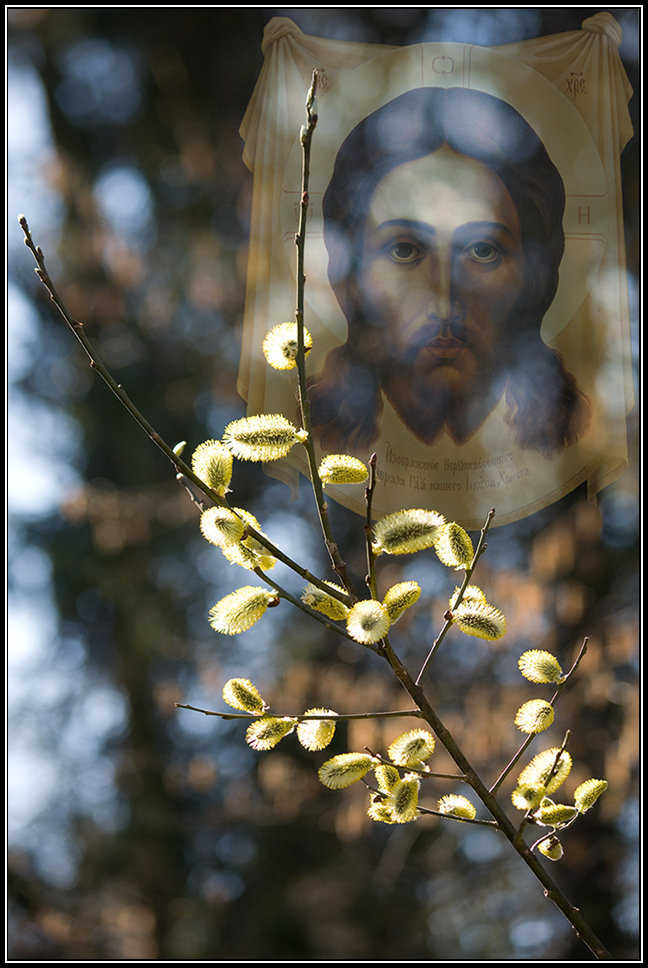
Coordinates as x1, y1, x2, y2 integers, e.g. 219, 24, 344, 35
208, 586, 279, 634
246, 716, 297, 750
537, 836, 564, 861
383, 775, 420, 823
372, 509, 445, 556
437, 794, 477, 820
517, 748, 572, 795
191, 439, 233, 495
318, 454, 368, 486
434, 522, 474, 569
388, 729, 435, 767
296, 709, 338, 751
383, 581, 421, 623
222, 414, 308, 461
346, 600, 390, 644
262, 322, 312, 370
452, 601, 506, 640
301, 582, 350, 621
514, 699, 555, 734
318, 753, 376, 789
222, 678, 267, 714
518, 650, 564, 684
573, 779, 608, 813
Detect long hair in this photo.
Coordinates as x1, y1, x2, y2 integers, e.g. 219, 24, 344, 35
308, 87, 590, 456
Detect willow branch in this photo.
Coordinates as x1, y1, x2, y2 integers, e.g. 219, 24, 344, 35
19, 214, 354, 611
291, 75, 357, 600
376, 635, 610, 959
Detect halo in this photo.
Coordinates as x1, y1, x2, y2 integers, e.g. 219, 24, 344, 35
281, 42, 608, 348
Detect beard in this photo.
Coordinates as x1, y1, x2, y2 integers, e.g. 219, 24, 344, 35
378, 320, 505, 445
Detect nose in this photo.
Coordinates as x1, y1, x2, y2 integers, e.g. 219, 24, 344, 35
426, 250, 462, 326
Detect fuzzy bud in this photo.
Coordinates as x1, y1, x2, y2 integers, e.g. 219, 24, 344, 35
301, 582, 350, 621
514, 699, 555, 734
262, 322, 312, 370
191, 439, 233, 495
222, 414, 308, 461
453, 602, 506, 640
511, 784, 547, 811
367, 796, 399, 824
318, 454, 368, 486
437, 794, 477, 820
537, 836, 564, 861
434, 522, 475, 569
388, 729, 435, 767
346, 600, 390, 644
518, 650, 564, 684
246, 716, 297, 750
217, 507, 277, 572
448, 584, 486, 610
383, 775, 420, 823
534, 802, 578, 826
374, 763, 401, 793
574, 779, 608, 813
518, 748, 572, 795
208, 586, 279, 634
222, 678, 267, 714
200, 506, 246, 547
296, 709, 338, 751
372, 509, 445, 556
318, 753, 376, 789
383, 581, 421, 623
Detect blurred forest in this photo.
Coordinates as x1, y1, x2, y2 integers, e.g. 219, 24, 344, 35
7, 8, 640, 961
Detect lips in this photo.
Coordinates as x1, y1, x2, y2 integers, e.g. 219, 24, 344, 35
426, 337, 465, 359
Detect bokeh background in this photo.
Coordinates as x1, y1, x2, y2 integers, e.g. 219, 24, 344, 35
8, 8, 639, 960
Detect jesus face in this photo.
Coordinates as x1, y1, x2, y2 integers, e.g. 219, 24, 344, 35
357, 145, 526, 445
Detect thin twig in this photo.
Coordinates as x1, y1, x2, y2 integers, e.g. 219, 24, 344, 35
415, 804, 500, 827
253, 567, 381, 651
175, 703, 424, 721
363, 781, 499, 828
490, 638, 588, 794
364, 749, 465, 781
292, 75, 357, 600
364, 453, 379, 598
416, 507, 495, 683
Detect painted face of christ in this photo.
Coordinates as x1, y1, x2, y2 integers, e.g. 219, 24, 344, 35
309, 87, 590, 458
357, 145, 526, 445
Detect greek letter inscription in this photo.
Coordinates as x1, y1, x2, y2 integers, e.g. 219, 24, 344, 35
566, 71, 587, 97
316, 70, 330, 92
432, 56, 455, 75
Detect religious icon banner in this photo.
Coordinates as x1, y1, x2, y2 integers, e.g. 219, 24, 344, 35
238, 13, 633, 528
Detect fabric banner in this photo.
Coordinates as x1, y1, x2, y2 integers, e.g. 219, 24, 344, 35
238, 13, 634, 529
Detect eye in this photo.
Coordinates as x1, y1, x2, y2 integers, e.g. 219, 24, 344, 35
388, 241, 423, 264
466, 241, 500, 263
